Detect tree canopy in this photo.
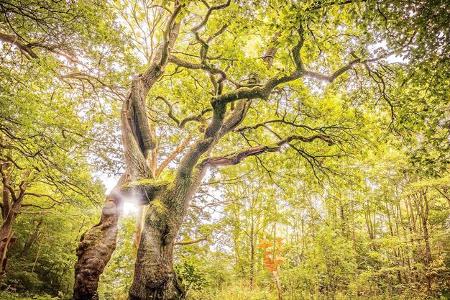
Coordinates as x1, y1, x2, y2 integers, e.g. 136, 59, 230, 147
0, 0, 449, 299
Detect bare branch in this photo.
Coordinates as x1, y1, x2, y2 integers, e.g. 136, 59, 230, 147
179, 109, 212, 128
24, 192, 64, 204
303, 58, 361, 82
236, 119, 318, 133
191, 0, 231, 33
168, 55, 228, 84
22, 202, 58, 210
0, 32, 38, 58
156, 135, 192, 177
174, 236, 208, 246
157, 96, 212, 128
204, 134, 335, 167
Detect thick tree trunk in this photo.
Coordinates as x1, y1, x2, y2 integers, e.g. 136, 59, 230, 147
73, 193, 120, 300
129, 172, 203, 299
73, 13, 180, 298
129, 208, 184, 299
126, 93, 251, 298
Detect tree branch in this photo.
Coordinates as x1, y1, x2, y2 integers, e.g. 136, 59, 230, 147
156, 135, 192, 177
191, 0, 231, 33
168, 55, 228, 84
0, 32, 38, 59
174, 236, 208, 246
24, 192, 64, 204
157, 96, 212, 128
236, 119, 319, 133
0, 162, 16, 202
303, 58, 361, 82
219, 100, 251, 136
204, 134, 335, 167
121, 3, 183, 176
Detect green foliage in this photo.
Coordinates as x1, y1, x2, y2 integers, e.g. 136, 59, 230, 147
176, 261, 208, 292
98, 217, 136, 299
1, 0, 449, 299
282, 227, 358, 297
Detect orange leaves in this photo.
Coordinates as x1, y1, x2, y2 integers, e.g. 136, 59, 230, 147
263, 255, 285, 272
258, 238, 285, 273
257, 241, 272, 249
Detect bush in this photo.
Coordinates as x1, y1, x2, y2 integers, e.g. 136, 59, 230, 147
4, 270, 44, 292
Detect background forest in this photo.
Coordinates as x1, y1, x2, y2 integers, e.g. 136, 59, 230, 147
0, 0, 449, 299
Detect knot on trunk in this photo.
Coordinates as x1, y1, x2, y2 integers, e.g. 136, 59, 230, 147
130, 269, 185, 300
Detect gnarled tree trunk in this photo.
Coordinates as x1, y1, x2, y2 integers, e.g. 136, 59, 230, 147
0, 205, 19, 274
72, 6, 181, 298
128, 203, 183, 299
73, 193, 121, 300
129, 173, 203, 300
0, 162, 27, 275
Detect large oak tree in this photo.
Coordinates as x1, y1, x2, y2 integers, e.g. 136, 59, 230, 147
1, 0, 448, 299
72, 0, 449, 298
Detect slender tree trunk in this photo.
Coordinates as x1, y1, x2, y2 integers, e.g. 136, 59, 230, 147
272, 270, 283, 300
249, 216, 255, 289
0, 229, 14, 275
420, 191, 432, 293
21, 218, 43, 256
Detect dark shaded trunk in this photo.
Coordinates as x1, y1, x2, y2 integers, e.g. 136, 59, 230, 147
73, 193, 120, 300
0, 227, 14, 275
0, 198, 21, 275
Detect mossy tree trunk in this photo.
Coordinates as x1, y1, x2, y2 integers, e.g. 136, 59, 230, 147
129, 170, 204, 299
73, 193, 121, 299
72, 7, 181, 299
74, 2, 345, 298
0, 200, 20, 275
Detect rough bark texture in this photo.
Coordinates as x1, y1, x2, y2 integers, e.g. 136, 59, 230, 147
72, 6, 181, 298
0, 205, 18, 274
73, 193, 120, 300
73, 1, 352, 298
129, 173, 204, 300
0, 162, 25, 275
128, 206, 184, 300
